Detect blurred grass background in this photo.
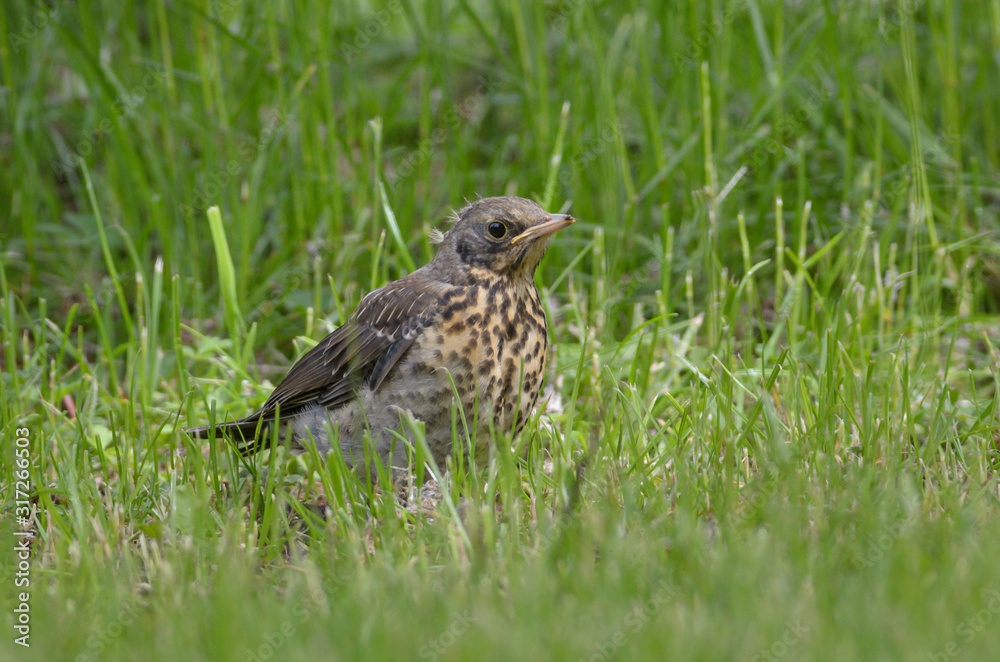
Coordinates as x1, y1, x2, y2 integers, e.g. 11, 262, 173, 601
2, 0, 1000, 660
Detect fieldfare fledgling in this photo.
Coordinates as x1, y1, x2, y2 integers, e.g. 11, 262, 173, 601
187, 196, 574, 479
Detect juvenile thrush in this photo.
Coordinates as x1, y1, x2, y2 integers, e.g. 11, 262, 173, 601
188, 196, 574, 478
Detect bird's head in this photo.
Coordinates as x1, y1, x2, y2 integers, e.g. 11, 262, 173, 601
434, 196, 574, 283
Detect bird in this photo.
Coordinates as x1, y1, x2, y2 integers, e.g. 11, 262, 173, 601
187, 196, 574, 480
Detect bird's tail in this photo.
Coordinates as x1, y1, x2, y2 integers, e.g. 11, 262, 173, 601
185, 418, 268, 456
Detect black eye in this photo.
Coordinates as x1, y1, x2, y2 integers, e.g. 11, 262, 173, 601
487, 221, 507, 239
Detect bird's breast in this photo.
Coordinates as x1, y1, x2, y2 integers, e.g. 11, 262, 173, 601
403, 277, 548, 440
455, 277, 547, 434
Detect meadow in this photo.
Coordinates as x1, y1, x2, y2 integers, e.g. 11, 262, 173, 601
2, 0, 1000, 660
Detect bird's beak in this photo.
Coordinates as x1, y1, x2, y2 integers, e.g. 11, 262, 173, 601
510, 214, 575, 245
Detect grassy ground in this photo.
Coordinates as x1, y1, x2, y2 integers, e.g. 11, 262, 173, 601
3, 0, 1000, 659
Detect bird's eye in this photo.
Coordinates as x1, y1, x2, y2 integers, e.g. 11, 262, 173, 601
487, 221, 508, 240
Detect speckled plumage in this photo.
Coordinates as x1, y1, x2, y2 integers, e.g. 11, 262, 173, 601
187, 196, 573, 479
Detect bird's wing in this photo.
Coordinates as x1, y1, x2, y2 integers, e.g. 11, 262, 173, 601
254, 273, 452, 420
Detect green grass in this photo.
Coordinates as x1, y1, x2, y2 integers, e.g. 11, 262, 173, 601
3, 0, 1000, 659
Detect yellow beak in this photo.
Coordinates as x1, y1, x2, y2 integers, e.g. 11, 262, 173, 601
510, 214, 575, 245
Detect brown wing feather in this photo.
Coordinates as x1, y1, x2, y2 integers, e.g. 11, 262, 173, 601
253, 272, 450, 420
187, 269, 456, 450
